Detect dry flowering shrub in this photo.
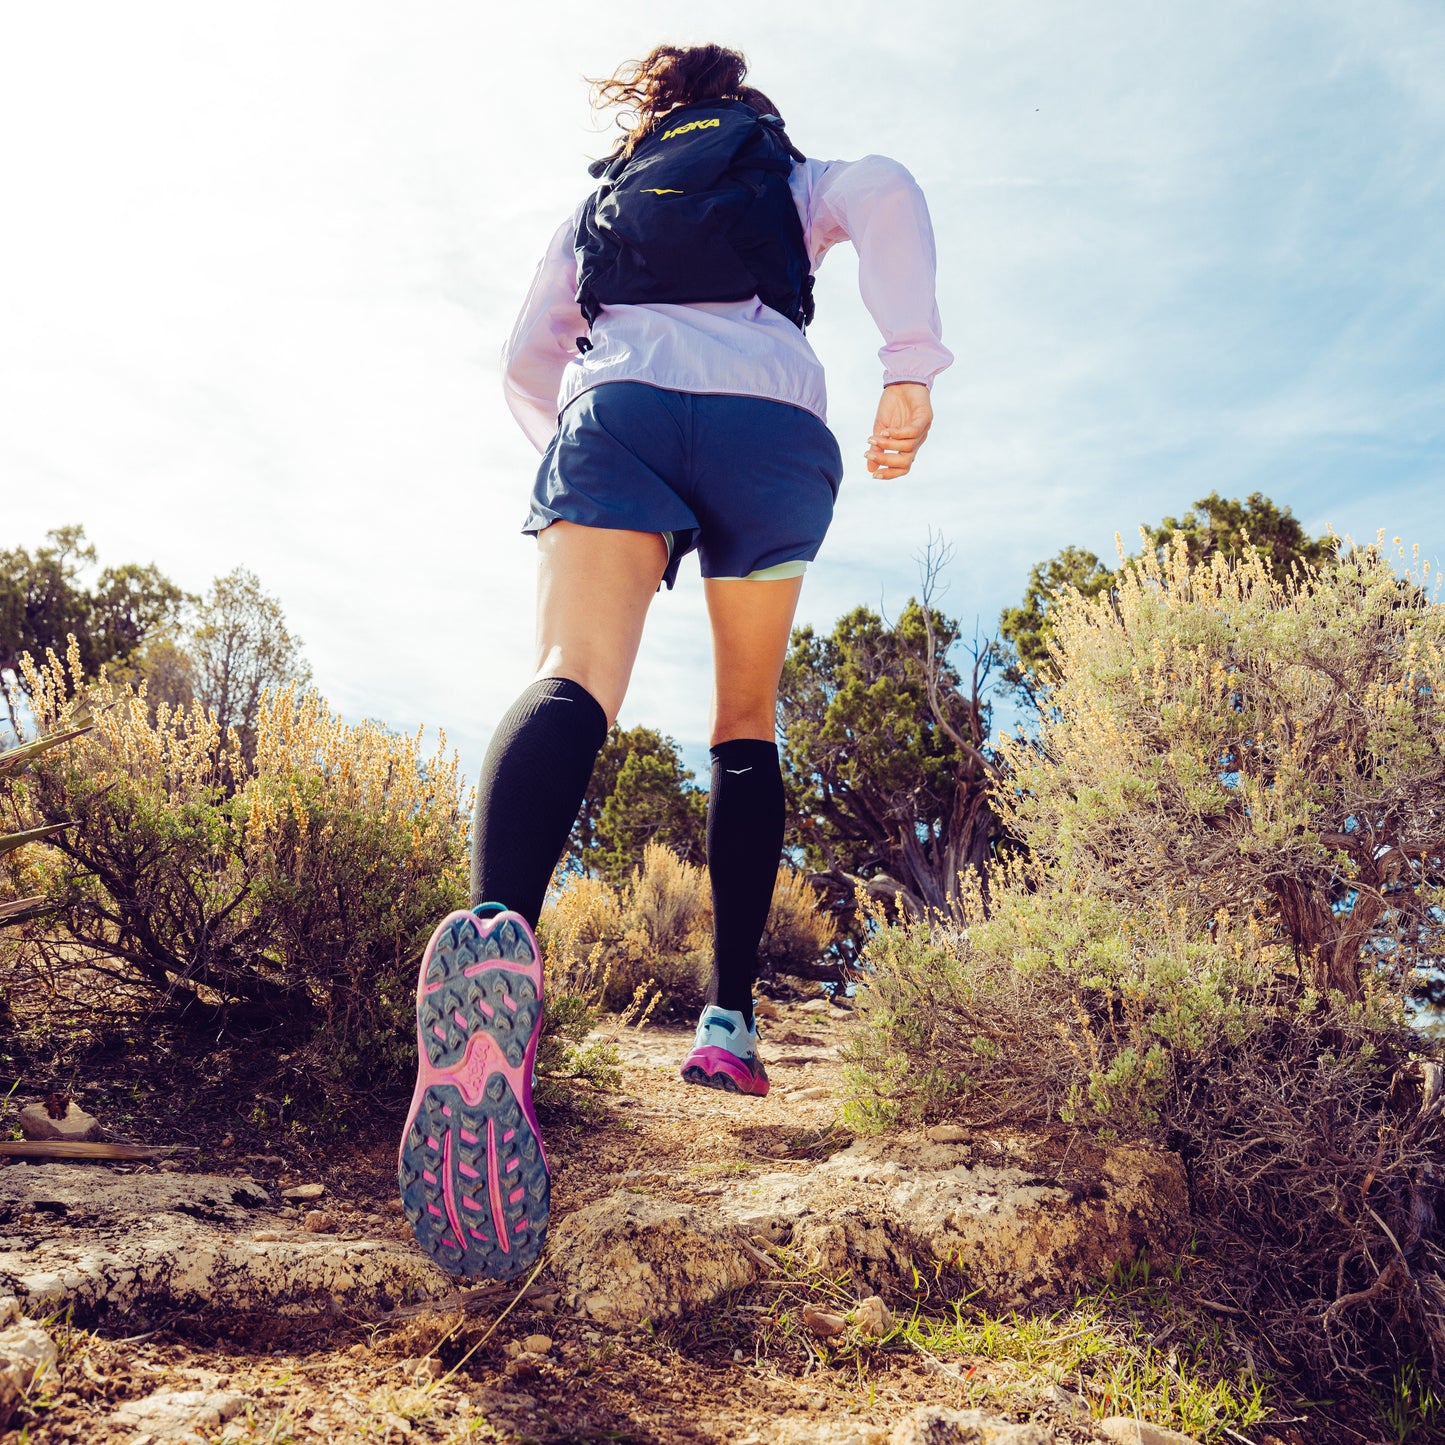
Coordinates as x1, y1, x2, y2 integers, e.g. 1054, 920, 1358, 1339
10, 640, 468, 1099
541, 843, 711, 1015
1002, 534, 1445, 1001
844, 860, 1285, 1134
848, 866, 1442, 1391
531, 875, 656, 1102
760, 864, 837, 978
847, 540, 1445, 1393
540, 843, 835, 1017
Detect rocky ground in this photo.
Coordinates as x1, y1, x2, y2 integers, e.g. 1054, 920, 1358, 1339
0, 1002, 1307, 1445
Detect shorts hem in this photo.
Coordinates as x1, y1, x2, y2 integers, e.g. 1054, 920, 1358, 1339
705, 559, 810, 581
521, 514, 697, 591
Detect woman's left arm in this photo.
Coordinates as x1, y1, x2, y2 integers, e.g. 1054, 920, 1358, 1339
799, 156, 953, 478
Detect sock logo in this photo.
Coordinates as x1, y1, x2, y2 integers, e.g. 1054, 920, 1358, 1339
725, 767, 753, 775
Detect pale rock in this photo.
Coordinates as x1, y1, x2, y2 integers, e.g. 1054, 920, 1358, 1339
719, 1133, 1188, 1307
18, 1100, 100, 1142
924, 1124, 969, 1144
402, 1356, 443, 1381
523, 1333, 553, 1354
110, 1388, 248, 1443
302, 1210, 337, 1233
0, 1297, 18, 1328
851, 1296, 894, 1336
0, 1317, 58, 1429
801, 1304, 846, 1337
758, 1423, 889, 1445
280, 1183, 325, 1201
766, 1417, 1019, 1445
552, 1132, 1188, 1335
828, 1005, 852, 1019
798, 999, 830, 1014
0, 1318, 56, 1384
1098, 1420, 1199, 1445
890, 1406, 1053, 1444
546, 1192, 758, 1328
0, 1164, 451, 1322
792, 1086, 833, 1101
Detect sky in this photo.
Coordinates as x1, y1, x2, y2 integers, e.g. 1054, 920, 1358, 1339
2, 1, 1443, 780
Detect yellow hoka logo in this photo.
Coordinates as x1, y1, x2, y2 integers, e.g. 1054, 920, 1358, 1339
661, 117, 721, 141
641, 188, 684, 195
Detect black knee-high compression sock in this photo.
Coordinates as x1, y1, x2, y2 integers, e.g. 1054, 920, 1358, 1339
706, 738, 785, 1028
471, 677, 608, 929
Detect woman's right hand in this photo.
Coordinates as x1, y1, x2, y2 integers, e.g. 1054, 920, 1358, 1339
865, 383, 933, 479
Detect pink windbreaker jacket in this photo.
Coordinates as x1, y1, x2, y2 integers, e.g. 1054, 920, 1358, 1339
502, 154, 953, 453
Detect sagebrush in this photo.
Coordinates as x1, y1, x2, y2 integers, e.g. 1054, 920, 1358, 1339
540, 842, 835, 1015
847, 539, 1445, 1399
1002, 534, 1445, 1000
5, 641, 468, 1103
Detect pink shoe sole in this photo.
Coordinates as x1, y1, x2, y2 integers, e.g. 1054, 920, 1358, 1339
680, 1044, 770, 1097
397, 908, 549, 1281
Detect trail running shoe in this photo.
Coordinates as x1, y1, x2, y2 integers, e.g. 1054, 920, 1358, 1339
680, 1005, 770, 1097
398, 904, 549, 1281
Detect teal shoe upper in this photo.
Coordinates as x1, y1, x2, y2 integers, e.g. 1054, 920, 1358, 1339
693, 1005, 760, 1061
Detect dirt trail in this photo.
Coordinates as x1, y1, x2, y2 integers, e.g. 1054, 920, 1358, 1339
5, 1004, 1186, 1444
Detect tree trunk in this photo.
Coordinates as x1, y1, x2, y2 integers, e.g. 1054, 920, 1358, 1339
1270, 875, 1364, 1001
2, 682, 22, 744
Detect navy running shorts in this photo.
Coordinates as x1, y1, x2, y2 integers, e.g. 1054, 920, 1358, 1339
523, 381, 844, 589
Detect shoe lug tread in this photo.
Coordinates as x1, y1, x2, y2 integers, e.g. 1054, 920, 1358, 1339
418, 927, 541, 1072
399, 1082, 549, 1283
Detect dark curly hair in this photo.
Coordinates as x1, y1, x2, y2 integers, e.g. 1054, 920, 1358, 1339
589, 44, 783, 161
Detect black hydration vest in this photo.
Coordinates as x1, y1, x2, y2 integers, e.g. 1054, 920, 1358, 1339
574, 99, 815, 334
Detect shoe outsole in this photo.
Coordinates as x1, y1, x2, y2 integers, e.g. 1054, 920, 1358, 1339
398, 909, 549, 1282
679, 1045, 770, 1097
681, 1063, 742, 1093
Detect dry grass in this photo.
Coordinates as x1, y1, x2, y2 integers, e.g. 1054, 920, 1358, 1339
540, 842, 835, 1018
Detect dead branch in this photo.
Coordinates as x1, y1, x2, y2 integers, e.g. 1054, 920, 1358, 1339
0, 1141, 198, 1160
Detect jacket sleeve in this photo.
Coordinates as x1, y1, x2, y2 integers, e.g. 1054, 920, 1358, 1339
796, 155, 954, 388
501, 210, 586, 452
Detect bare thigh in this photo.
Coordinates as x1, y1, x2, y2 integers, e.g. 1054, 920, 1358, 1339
704, 576, 805, 747
533, 520, 669, 725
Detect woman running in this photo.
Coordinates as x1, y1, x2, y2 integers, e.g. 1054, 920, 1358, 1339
399, 43, 952, 1282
